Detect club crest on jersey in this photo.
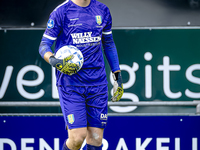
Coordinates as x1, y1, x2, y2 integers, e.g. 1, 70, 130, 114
95, 15, 102, 25
67, 114, 75, 124
47, 19, 54, 29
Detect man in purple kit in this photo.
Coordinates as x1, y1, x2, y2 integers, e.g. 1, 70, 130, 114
39, 0, 124, 149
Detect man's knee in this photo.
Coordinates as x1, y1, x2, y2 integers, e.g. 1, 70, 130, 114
71, 134, 86, 146
88, 133, 102, 145
86, 127, 104, 146
67, 128, 87, 148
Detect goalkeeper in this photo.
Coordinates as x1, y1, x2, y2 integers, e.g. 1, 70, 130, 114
38, 0, 123, 150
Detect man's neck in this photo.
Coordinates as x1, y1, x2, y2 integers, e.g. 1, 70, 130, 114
71, 0, 91, 7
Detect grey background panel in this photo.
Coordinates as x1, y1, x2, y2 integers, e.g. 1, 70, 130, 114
0, 0, 62, 28
99, 0, 200, 27
0, 0, 200, 28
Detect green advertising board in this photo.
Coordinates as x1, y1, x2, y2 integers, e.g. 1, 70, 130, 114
0, 29, 200, 114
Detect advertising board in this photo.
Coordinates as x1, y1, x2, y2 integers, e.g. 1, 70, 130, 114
0, 29, 200, 113
0, 116, 199, 150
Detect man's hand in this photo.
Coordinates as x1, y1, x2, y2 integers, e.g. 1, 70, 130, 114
49, 55, 79, 75
111, 72, 124, 102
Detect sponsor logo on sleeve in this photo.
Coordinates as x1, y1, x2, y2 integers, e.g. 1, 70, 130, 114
47, 19, 54, 29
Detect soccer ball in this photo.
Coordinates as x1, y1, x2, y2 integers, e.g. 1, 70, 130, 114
55, 45, 84, 74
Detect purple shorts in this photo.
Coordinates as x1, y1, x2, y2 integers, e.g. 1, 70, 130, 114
58, 85, 108, 129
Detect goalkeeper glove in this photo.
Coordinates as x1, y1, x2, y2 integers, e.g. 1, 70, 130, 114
111, 72, 124, 102
49, 55, 78, 75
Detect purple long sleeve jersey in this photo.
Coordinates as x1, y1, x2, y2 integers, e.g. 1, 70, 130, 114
39, 0, 120, 86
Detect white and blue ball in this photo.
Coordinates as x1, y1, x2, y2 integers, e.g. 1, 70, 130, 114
55, 45, 84, 74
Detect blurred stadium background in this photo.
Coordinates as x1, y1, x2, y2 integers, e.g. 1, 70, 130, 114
0, 0, 200, 149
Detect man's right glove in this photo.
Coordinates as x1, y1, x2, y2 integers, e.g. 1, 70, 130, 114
111, 72, 124, 102
49, 55, 79, 75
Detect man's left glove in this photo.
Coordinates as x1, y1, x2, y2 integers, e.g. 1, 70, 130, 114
111, 72, 124, 102
49, 55, 78, 75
